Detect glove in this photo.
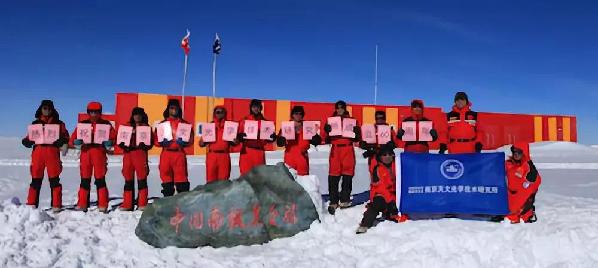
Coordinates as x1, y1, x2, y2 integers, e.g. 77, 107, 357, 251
118, 142, 129, 151
522, 181, 531, 189
362, 149, 375, 159
159, 139, 172, 147
310, 134, 322, 146
138, 142, 150, 150
475, 142, 483, 153
430, 129, 438, 142
359, 141, 368, 150
270, 133, 277, 141
52, 138, 66, 147
323, 124, 332, 133
397, 129, 405, 140
176, 137, 189, 147
73, 139, 84, 146
276, 136, 286, 147
22, 138, 34, 148
102, 140, 113, 149
439, 143, 447, 154
236, 133, 246, 142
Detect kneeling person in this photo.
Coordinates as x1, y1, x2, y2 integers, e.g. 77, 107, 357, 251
356, 146, 400, 234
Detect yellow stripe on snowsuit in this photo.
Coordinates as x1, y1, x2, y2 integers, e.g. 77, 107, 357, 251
547, 117, 557, 141
534, 116, 543, 142
362, 107, 376, 125
275, 100, 291, 150
562, 117, 571, 142
138, 93, 168, 155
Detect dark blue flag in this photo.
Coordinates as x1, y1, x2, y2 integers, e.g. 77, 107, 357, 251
399, 152, 509, 215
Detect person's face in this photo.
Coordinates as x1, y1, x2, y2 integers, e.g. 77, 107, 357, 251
41, 106, 52, 116
169, 105, 178, 117
251, 105, 262, 115
512, 149, 523, 161
214, 108, 226, 120
412, 106, 423, 116
336, 105, 346, 115
455, 99, 467, 109
381, 152, 394, 164
88, 110, 100, 120
375, 115, 385, 125
292, 112, 304, 122
133, 114, 142, 123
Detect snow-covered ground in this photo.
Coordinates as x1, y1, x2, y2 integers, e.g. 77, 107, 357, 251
1, 137, 597, 267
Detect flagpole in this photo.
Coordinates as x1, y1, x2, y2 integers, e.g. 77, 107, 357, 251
212, 53, 217, 98
374, 44, 378, 105
182, 54, 188, 111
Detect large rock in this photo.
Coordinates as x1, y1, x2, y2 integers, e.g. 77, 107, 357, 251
135, 163, 319, 248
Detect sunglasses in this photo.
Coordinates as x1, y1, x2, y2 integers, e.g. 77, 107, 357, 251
87, 109, 100, 114
513, 150, 523, 155
214, 110, 225, 114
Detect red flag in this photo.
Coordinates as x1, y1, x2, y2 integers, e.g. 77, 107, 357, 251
181, 30, 190, 55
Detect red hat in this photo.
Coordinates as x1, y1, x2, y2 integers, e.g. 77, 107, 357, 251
87, 101, 102, 112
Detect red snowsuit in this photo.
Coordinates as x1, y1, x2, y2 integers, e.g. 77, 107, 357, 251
119, 123, 152, 209
443, 103, 482, 154
69, 118, 116, 210
322, 111, 360, 205
238, 114, 272, 175
506, 142, 541, 223
279, 121, 311, 176
202, 106, 232, 183
24, 115, 69, 209
154, 117, 193, 196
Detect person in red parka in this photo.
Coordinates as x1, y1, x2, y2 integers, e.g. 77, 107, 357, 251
154, 99, 193, 196
70, 101, 116, 213
439, 92, 483, 154
506, 142, 541, 223
21, 100, 69, 212
322, 100, 361, 214
359, 110, 398, 173
356, 146, 401, 234
236, 99, 275, 175
275, 106, 322, 175
396, 100, 438, 153
117, 107, 153, 211
199, 105, 234, 183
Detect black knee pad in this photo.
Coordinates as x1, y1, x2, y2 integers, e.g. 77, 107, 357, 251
80, 178, 91, 190
161, 182, 175, 196
123, 180, 134, 191
175, 182, 190, 193
30, 179, 43, 190
94, 178, 107, 189
49, 177, 61, 188
138, 180, 148, 190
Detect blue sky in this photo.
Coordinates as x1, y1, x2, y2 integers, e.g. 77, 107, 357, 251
1, 1, 597, 143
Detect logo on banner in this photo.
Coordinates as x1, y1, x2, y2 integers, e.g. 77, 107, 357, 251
440, 159, 464, 180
